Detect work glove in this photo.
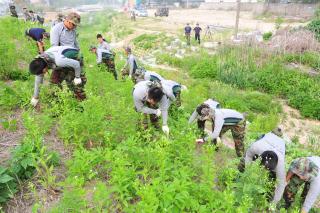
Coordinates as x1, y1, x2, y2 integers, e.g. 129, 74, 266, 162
196, 138, 205, 144
74, 77, 82, 85
217, 137, 221, 144
162, 125, 170, 136
30, 97, 39, 107
156, 109, 161, 117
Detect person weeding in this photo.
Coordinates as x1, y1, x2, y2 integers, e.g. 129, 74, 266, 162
191, 104, 246, 158
184, 23, 192, 45
245, 128, 286, 204
96, 34, 112, 51
193, 23, 202, 44
121, 47, 138, 82
9, 4, 18, 18
161, 79, 183, 107
29, 46, 87, 107
89, 46, 117, 80
133, 68, 164, 84
282, 156, 320, 213
188, 98, 221, 133
50, 12, 81, 49
25, 28, 50, 54
133, 81, 170, 135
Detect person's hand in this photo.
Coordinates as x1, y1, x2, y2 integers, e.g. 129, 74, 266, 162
162, 125, 169, 136
31, 97, 39, 107
196, 138, 204, 144
156, 109, 161, 117
128, 74, 132, 79
74, 77, 82, 85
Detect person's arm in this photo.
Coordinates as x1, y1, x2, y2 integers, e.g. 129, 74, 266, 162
129, 56, 135, 76
272, 157, 286, 204
36, 41, 44, 53
245, 144, 257, 165
206, 115, 224, 141
33, 74, 44, 98
50, 25, 60, 46
133, 97, 158, 115
74, 31, 80, 49
188, 110, 198, 124
159, 96, 170, 126
55, 56, 81, 78
286, 170, 294, 183
301, 178, 320, 213
96, 49, 102, 64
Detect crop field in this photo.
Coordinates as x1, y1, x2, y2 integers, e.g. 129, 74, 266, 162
0, 8, 320, 213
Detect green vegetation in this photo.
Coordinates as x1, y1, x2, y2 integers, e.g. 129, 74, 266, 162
0, 10, 319, 212
133, 33, 170, 50
157, 47, 320, 120
263, 32, 273, 41
308, 6, 320, 40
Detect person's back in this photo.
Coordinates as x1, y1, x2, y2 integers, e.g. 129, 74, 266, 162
185, 25, 191, 34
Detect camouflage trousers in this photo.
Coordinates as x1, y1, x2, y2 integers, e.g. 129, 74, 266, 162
121, 67, 136, 83
283, 175, 310, 209
199, 120, 246, 157
50, 67, 87, 101
185, 33, 191, 45
102, 58, 117, 80
173, 85, 181, 107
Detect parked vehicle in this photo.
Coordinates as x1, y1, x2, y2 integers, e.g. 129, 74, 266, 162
155, 7, 169, 17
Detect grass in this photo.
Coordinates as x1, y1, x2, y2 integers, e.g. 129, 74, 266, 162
156, 46, 320, 120
0, 10, 319, 212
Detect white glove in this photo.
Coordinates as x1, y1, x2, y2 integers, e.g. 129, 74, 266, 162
31, 97, 39, 107
156, 109, 161, 117
74, 77, 82, 85
196, 138, 205, 144
217, 137, 221, 144
129, 75, 132, 79
162, 125, 170, 136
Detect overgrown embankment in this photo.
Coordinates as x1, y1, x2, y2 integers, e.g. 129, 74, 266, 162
0, 11, 319, 212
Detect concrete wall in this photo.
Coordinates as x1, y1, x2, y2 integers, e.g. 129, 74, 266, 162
199, 2, 317, 18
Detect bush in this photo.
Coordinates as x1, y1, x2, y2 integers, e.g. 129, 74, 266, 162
263, 32, 272, 41
307, 19, 320, 40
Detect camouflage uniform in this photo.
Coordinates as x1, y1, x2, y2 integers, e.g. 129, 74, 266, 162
283, 158, 319, 209
102, 52, 117, 80
50, 67, 87, 100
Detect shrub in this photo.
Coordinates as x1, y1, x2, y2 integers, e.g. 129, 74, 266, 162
263, 32, 272, 41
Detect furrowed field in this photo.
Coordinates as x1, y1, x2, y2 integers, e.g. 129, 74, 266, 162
0, 10, 319, 212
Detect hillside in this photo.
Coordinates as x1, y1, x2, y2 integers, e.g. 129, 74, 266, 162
0, 10, 319, 212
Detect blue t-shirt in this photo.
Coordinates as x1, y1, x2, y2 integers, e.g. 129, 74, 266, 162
185, 26, 192, 34
28, 28, 45, 41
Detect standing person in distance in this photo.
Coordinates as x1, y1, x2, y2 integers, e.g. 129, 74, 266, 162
193, 23, 202, 44
184, 23, 192, 45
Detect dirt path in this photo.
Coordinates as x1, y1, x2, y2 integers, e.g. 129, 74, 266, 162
146, 9, 305, 33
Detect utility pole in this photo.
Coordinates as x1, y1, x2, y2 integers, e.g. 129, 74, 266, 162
234, 0, 241, 39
